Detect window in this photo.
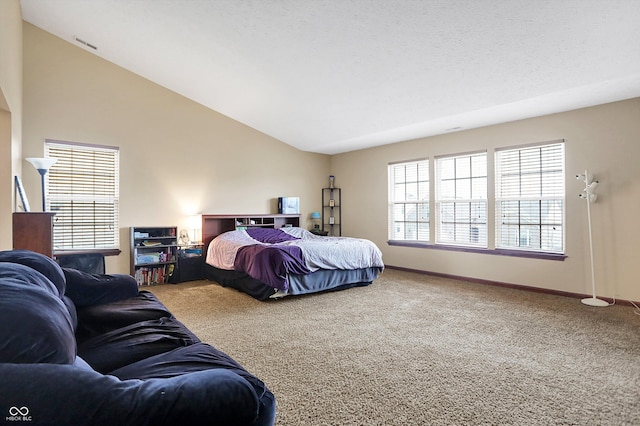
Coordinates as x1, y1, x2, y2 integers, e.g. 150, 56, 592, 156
388, 160, 429, 241
495, 141, 564, 253
45, 140, 120, 250
436, 152, 487, 247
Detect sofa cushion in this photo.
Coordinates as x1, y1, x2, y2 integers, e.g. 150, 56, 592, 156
63, 267, 138, 307
110, 342, 253, 381
0, 263, 76, 364
0, 249, 66, 296
78, 317, 200, 373
75, 291, 173, 342
0, 259, 59, 295
62, 295, 79, 331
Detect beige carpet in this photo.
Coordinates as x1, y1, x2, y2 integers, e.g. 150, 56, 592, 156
148, 269, 640, 425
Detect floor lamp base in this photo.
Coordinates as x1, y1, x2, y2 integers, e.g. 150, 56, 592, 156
581, 297, 610, 307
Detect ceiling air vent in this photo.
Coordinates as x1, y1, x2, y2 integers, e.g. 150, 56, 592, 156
73, 36, 97, 50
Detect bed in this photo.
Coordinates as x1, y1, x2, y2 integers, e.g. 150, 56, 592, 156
203, 220, 384, 300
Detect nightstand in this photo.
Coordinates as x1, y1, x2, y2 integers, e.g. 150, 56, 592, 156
173, 244, 205, 282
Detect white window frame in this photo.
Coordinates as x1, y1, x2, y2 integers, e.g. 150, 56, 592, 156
45, 139, 120, 251
388, 159, 430, 242
435, 151, 488, 248
495, 141, 565, 254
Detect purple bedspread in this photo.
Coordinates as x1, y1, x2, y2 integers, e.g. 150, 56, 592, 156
246, 228, 299, 244
234, 244, 310, 291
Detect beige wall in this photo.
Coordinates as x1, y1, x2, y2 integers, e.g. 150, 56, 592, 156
332, 98, 640, 302
18, 19, 640, 302
0, 0, 23, 250
23, 23, 330, 274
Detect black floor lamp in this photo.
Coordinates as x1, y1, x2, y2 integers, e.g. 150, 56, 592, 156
26, 157, 57, 212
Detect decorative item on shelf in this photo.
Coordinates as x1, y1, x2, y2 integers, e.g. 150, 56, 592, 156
577, 170, 608, 307
14, 176, 30, 212
26, 157, 57, 212
329, 175, 335, 189
178, 229, 190, 245
310, 212, 321, 231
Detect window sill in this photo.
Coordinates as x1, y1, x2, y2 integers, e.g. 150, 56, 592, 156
387, 240, 566, 261
54, 248, 121, 257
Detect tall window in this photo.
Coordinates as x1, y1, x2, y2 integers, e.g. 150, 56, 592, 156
45, 140, 120, 250
495, 141, 564, 253
436, 152, 487, 247
388, 160, 429, 241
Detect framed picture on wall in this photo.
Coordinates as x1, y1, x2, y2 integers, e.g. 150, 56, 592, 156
15, 175, 30, 212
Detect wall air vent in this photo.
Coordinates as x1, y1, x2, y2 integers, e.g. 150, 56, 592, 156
73, 36, 98, 50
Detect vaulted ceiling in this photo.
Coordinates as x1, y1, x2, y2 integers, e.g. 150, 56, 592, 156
20, 0, 640, 154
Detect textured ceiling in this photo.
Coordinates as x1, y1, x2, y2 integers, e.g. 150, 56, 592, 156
20, 0, 640, 154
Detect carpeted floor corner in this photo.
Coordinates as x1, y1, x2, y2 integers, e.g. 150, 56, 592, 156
149, 269, 640, 425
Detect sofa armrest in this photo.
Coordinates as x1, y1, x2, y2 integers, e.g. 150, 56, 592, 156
0, 363, 265, 426
63, 268, 138, 307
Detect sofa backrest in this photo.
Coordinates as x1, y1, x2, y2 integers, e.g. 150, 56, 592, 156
0, 249, 66, 296
0, 262, 76, 364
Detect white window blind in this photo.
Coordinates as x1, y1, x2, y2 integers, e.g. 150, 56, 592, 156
388, 160, 429, 241
495, 141, 564, 253
45, 140, 120, 250
436, 152, 487, 247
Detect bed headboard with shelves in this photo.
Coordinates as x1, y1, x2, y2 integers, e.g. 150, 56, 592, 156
201, 214, 300, 248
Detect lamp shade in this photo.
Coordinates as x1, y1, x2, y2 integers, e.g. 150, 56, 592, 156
310, 212, 321, 219
26, 157, 57, 171
25, 157, 58, 212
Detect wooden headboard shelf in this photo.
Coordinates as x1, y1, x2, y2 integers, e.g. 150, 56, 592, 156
201, 214, 300, 247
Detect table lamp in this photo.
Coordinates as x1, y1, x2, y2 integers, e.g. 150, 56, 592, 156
310, 211, 321, 231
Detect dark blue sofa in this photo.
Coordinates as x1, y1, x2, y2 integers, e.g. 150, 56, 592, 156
0, 250, 275, 426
